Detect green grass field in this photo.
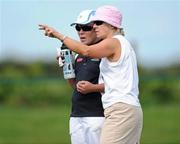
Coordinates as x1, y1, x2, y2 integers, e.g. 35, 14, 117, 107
141, 104, 180, 144
0, 106, 70, 144
0, 104, 179, 144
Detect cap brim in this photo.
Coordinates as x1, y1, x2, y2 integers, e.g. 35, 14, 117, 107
91, 16, 121, 28
70, 23, 76, 26
70, 22, 92, 26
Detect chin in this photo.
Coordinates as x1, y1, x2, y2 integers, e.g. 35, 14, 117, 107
81, 41, 89, 45
97, 35, 102, 39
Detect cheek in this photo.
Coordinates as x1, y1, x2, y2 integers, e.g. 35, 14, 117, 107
97, 29, 104, 35
102, 27, 108, 33
97, 31, 106, 39
89, 32, 96, 38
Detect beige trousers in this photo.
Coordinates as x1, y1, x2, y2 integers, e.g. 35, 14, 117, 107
100, 102, 143, 144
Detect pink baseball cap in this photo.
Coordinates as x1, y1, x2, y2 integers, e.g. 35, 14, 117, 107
91, 5, 122, 28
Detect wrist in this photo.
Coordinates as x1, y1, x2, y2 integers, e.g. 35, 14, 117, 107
61, 35, 67, 43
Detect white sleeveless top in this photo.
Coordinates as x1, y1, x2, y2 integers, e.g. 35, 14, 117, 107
99, 35, 141, 109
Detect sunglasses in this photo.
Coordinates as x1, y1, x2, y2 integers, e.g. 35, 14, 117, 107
75, 25, 93, 32
94, 21, 104, 26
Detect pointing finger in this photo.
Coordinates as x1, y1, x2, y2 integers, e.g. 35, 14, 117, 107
38, 24, 48, 30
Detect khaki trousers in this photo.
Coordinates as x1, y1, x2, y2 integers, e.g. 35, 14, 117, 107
100, 102, 143, 144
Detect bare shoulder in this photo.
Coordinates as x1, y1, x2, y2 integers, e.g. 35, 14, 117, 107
99, 38, 118, 48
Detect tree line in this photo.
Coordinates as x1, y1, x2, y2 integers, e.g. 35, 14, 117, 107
0, 61, 179, 107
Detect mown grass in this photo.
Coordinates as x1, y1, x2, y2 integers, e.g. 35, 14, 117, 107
0, 106, 71, 144
141, 104, 180, 144
0, 104, 179, 144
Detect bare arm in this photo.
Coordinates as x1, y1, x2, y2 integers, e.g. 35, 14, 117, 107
39, 24, 118, 59
76, 81, 104, 94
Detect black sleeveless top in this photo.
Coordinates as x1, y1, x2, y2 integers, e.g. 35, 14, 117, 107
70, 54, 104, 117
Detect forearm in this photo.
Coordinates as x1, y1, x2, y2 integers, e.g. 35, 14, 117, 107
62, 36, 115, 59
91, 83, 104, 93
53, 31, 89, 56
62, 36, 90, 57
76, 81, 104, 94
39, 24, 113, 58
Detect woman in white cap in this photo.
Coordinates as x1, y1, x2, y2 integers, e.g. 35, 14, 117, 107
39, 5, 143, 144
67, 9, 105, 144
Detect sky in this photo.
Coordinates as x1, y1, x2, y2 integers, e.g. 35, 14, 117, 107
0, 0, 180, 68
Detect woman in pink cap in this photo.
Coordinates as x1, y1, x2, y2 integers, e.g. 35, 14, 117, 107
39, 5, 143, 144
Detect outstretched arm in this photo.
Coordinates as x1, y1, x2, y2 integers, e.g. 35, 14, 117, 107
39, 24, 117, 59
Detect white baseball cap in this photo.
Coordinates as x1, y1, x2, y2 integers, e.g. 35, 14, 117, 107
70, 9, 96, 26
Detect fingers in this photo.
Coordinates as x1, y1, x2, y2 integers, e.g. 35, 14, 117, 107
38, 24, 48, 35
77, 81, 85, 89
38, 24, 50, 33
38, 24, 48, 29
78, 81, 86, 85
56, 56, 60, 60
39, 24, 55, 37
76, 83, 84, 92
77, 81, 89, 94
77, 81, 84, 89
38, 24, 47, 30
56, 54, 65, 61
45, 29, 53, 37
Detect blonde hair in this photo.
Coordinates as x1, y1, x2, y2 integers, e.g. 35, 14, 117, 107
114, 27, 125, 36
